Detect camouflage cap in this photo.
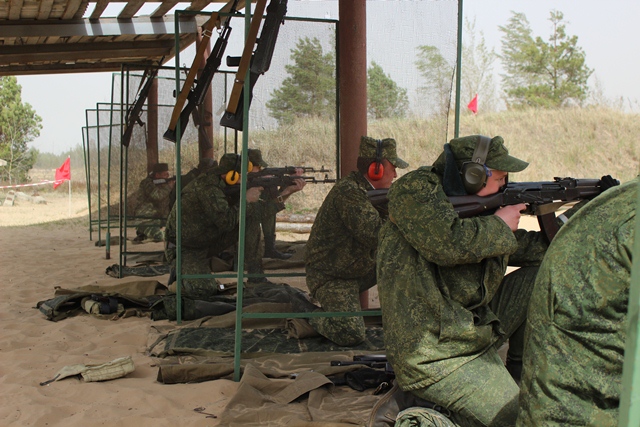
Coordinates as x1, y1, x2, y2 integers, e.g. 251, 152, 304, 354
449, 135, 528, 172
247, 149, 268, 168
359, 136, 409, 169
152, 163, 169, 173
216, 153, 241, 175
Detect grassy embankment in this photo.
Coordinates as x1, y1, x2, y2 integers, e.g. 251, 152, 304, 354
30, 107, 640, 216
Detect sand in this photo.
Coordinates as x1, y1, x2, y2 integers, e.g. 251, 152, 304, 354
0, 192, 239, 426
0, 191, 541, 426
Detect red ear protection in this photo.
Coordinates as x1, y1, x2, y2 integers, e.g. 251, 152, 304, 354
367, 139, 384, 181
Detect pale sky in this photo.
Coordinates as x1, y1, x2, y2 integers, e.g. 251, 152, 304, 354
16, 0, 640, 154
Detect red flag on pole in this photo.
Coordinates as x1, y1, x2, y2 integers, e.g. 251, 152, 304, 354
54, 157, 71, 189
467, 93, 478, 114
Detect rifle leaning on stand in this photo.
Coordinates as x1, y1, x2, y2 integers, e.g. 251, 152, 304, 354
163, 0, 242, 143
220, 0, 288, 130
368, 177, 607, 243
121, 60, 163, 147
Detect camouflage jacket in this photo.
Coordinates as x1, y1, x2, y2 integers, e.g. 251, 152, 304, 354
377, 166, 549, 390
517, 177, 638, 427
136, 176, 173, 218
305, 171, 384, 283
165, 172, 257, 249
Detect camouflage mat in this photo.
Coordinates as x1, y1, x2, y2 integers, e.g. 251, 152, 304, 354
158, 325, 384, 357
105, 263, 171, 278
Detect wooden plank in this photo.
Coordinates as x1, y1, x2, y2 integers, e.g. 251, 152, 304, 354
118, 0, 146, 20
8, 0, 25, 20
89, 0, 110, 20
36, 0, 55, 20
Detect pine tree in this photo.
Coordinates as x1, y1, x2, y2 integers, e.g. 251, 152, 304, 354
367, 61, 409, 119
266, 37, 335, 125
0, 76, 42, 183
499, 10, 592, 108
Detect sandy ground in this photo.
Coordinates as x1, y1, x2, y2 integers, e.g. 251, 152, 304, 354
0, 190, 539, 426
0, 192, 242, 426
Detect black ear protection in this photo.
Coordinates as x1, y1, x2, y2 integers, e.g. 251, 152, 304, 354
367, 139, 384, 181
461, 135, 491, 194
224, 154, 253, 185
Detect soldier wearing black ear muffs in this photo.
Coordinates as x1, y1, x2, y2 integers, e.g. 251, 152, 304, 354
305, 136, 409, 347
370, 135, 589, 427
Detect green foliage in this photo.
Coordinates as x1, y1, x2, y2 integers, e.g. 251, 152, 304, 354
266, 37, 336, 126
499, 10, 592, 108
415, 45, 454, 116
367, 61, 409, 119
0, 76, 42, 183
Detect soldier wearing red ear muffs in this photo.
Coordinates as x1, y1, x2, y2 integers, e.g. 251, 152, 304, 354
304, 136, 409, 347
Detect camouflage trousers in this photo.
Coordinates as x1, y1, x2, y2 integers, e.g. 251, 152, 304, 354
165, 220, 263, 301
305, 267, 377, 347
410, 266, 539, 427
135, 223, 164, 241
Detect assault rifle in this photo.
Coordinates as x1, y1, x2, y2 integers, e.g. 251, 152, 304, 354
220, 0, 288, 130
223, 169, 335, 201
368, 177, 609, 242
163, 0, 241, 143
121, 60, 162, 147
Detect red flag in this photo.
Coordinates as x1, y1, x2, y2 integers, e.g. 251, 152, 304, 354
467, 93, 478, 114
54, 157, 71, 189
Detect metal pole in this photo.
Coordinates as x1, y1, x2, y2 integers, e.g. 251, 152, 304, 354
454, 0, 463, 139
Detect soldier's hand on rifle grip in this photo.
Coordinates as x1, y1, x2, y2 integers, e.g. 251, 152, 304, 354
246, 187, 263, 203
494, 203, 526, 231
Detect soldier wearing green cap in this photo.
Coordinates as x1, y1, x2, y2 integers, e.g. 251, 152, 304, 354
246, 148, 302, 260
304, 136, 408, 347
371, 135, 585, 427
134, 162, 175, 243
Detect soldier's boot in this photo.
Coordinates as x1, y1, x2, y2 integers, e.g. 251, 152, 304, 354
263, 235, 292, 260
368, 380, 452, 427
246, 261, 268, 284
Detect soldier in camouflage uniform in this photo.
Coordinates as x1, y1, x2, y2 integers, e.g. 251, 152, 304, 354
165, 153, 304, 300
516, 177, 635, 427
247, 149, 295, 260
373, 135, 556, 427
305, 136, 408, 346
134, 162, 175, 242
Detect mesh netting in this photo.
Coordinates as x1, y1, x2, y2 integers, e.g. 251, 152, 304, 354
85, 1, 459, 230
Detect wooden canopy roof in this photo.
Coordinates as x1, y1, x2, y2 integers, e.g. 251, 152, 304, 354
0, 1, 235, 75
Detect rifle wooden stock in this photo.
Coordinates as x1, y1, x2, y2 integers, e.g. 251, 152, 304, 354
220, 0, 288, 130
224, 0, 268, 115
163, 0, 242, 143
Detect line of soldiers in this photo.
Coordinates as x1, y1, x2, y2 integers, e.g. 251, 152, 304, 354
137, 134, 635, 427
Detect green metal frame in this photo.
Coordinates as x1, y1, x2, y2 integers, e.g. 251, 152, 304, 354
170, 8, 346, 381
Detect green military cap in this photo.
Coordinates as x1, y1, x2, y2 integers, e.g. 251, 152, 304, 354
359, 136, 409, 169
152, 162, 169, 173
247, 149, 268, 168
216, 153, 241, 175
449, 135, 528, 172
